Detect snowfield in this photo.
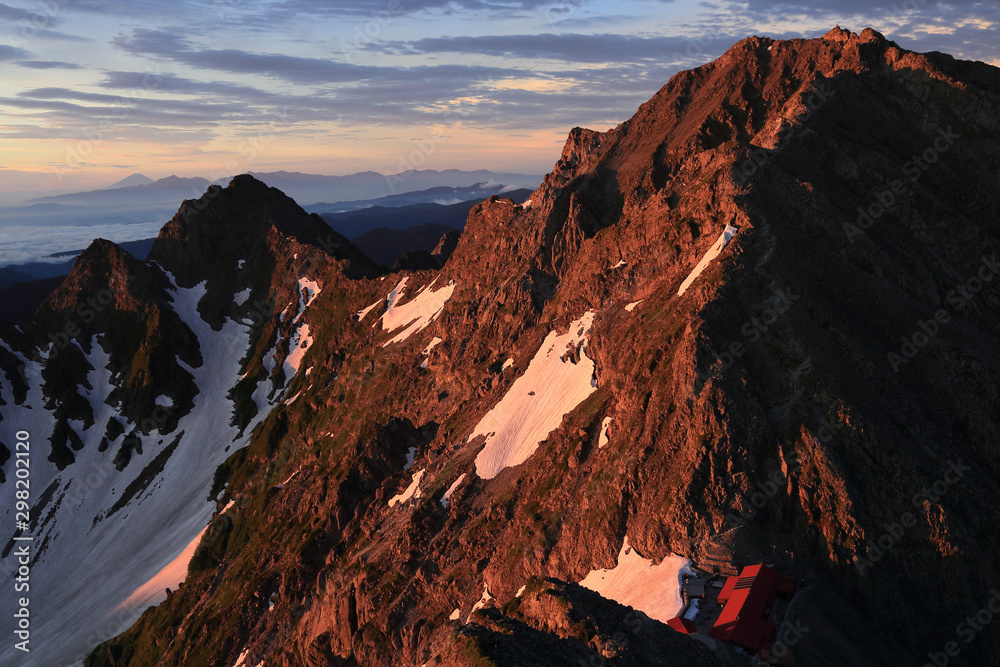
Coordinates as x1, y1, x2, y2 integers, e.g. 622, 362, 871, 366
578, 536, 691, 623
0, 275, 282, 667
472, 312, 597, 479
380, 278, 456, 346
677, 224, 739, 296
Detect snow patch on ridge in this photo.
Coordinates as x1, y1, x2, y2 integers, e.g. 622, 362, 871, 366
578, 536, 690, 623
234, 287, 251, 306
467, 582, 495, 622
420, 336, 443, 369
357, 298, 382, 321
625, 300, 642, 312
472, 312, 597, 479
388, 469, 425, 507
677, 224, 738, 296
381, 278, 456, 346
441, 473, 467, 508
298, 277, 320, 308
283, 323, 313, 378
598, 417, 612, 449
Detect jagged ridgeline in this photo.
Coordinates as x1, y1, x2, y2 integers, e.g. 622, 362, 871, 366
0, 26, 999, 667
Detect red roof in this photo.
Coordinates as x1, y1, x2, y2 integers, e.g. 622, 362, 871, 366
667, 616, 697, 634
710, 564, 795, 653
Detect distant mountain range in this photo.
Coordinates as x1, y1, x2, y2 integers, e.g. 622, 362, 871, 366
0, 169, 541, 236
0, 185, 534, 319
306, 181, 533, 214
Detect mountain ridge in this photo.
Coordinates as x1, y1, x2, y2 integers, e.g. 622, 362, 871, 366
2, 26, 999, 667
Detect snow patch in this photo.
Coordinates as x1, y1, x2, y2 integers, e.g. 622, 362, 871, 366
233, 287, 251, 306
472, 312, 597, 479
404, 446, 417, 470
381, 278, 456, 346
516, 584, 527, 597
625, 300, 643, 312
677, 224, 738, 296
357, 298, 382, 321
388, 469, 425, 507
612, 260, 626, 269
420, 336, 443, 369
598, 417, 612, 449
467, 582, 494, 622
521, 198, 533, 209
449, 608, 461, 621
578, 536, 691, 623
422, 336, 443, 355
502, 358, 514, 371
115, 524, 208, 614
154, 394, 174, 407
283, 323, 313, 378
232, 648, 263, 667
275, 469, 300, 489
441, 473, 467, 508
298, 277, 321, 308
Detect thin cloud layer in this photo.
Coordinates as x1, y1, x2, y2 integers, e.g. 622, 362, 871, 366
0, 0, 995, 194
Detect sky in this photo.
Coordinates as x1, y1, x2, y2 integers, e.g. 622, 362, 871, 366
1, 0, 999, 199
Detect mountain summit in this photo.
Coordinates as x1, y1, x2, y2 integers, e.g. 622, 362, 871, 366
104, 173, 153, 189
2, 28, 1000, 667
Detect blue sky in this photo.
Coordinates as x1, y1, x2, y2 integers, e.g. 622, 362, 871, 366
1, 0, 998, 199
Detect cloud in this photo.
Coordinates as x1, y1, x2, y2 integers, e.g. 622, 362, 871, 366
376, 32, 747, 64
0, 221, 165, 268
0, 44, 30, 60
111, 29, 520, 86
0, 2, 52, 23
13, 60, 83, 69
